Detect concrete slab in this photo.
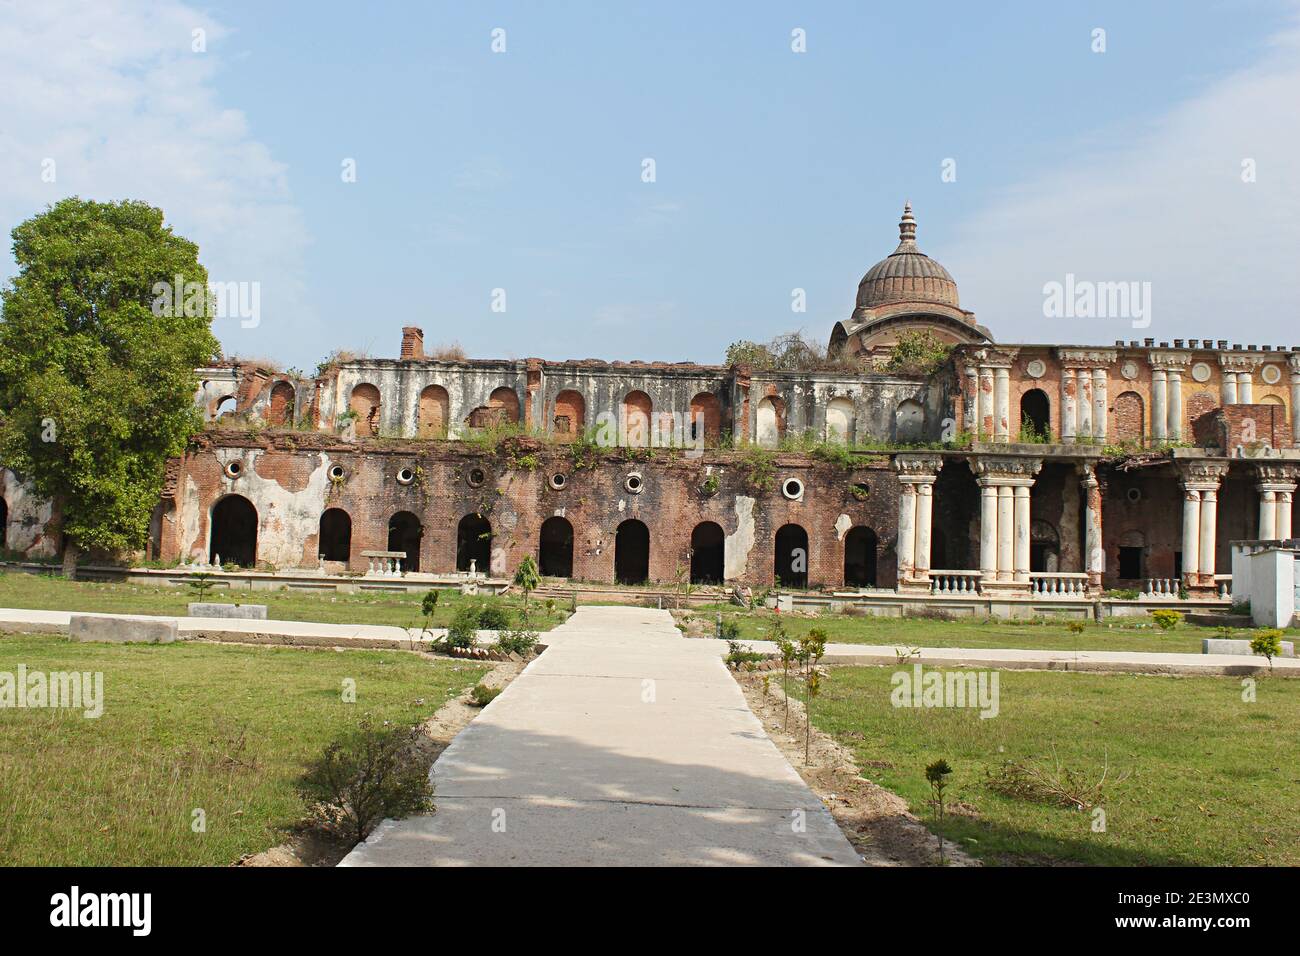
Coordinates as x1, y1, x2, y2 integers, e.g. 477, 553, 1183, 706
341, 606, 861, 867
70, 614, 177, 644
1202, 638, 1295, 658
188, 602, 267, 619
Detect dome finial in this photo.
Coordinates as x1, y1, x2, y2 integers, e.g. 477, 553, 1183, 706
899, 201, 917, 245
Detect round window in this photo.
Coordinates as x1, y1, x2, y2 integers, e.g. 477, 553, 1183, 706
397, 467, 416, 486
224, 461, 243, 479
624, 472, 644, 494
549, 473, 567, 490
328, 464, 346, 481
782, 477, 804, 500
1126, 487, 1142, 503
467, 467, 486, 488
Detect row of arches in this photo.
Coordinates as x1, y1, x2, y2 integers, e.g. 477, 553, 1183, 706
206, 494, 881, 587
1015, 387, 1281, 443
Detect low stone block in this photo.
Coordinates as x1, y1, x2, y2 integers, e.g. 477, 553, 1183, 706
71, 615, 177, 644
1202, 638, 1295, 658
188, 602, 268, 620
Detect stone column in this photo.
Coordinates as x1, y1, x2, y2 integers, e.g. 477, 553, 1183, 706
964, 367, 979, 434
1078, 373, 1093, 438
1167, 369, 1183, 440
1259, 489, 1278, 541
1221, 371, 1238, 405
1181, 488, 1201, 577
1013, 485, 1031, 583
997, 485, 1014, 581
1199, 488, 1218, 577
1092, 368, 1108, 441
1082, 465, 1104, 592
915, 484, 934, 576
979, 482, 998, 580
994, 367, 1010, 442
896, 484, 916, 581
1239, 371, 1254, 404
1061, 369, 1077, 442
1280, 491, 1294, 541
1290, 358, 1300, 443
979, 367, 994, 439
1151, 370, 1168, 442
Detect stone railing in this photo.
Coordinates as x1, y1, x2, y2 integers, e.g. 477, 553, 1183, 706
1029, 572, 1089, 597
1213, 574, 1233, 599
1141, 578, 1182, 598
361, 550, 407, 576
928, 570, 982, 595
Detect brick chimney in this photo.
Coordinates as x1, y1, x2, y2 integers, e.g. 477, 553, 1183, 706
400, 326, 424, 360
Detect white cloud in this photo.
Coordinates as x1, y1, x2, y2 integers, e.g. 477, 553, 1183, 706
0, 0, 312, 359
944, 14, 1300, 347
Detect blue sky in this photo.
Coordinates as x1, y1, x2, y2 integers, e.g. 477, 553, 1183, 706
2, 0, 1299, 367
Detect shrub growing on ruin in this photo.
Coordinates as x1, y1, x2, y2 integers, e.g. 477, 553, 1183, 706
296, 714, 433, 847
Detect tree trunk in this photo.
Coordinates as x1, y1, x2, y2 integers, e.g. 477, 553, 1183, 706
62, 539, 80, 581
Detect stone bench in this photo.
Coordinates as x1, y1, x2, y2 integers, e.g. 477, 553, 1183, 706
188, 602, 268, 620
1202, 638, 1295, 658
71, 614, 177, 644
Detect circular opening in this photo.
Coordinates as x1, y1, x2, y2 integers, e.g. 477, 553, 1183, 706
467, 467, 486, 488
224, 461, 242, 478
782, 477, 804, 500
851, 481, 869, 500
328, 465, 345, 481
549, 473, 567, 490
1126, 487, 1142, 503
397, 467, 415, 485
624, 473, 644, 494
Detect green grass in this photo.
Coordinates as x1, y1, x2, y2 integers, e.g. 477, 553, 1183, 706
690, 603, 1223, 653
0, 632, 487, 865
0, 571, 567, 631
796, 666, 1300, 865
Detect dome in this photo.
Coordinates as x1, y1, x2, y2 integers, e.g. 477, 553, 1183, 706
855, 203, 959, 310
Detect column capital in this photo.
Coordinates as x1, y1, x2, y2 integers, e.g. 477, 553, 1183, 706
1219, 352, 1264, 374
894, 453, 943, 482
1252, 462, 1300, 489
964, 347, 1018, 369
1288, 353, 1300, 374
969, 455, 1042, 485
1057, 347, 1117, 369
1177, 460, 1230, 490
1149, 351, 1191, 372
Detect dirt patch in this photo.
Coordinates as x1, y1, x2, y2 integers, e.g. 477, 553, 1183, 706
735, 670, 978, 868
237, 657, 526, 867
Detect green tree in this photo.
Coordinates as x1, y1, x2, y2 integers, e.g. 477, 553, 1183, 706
0, 199, 219, 576
513, 554, 541, 618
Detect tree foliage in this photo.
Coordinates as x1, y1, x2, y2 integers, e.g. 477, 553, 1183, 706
725, 330, 843, 371
882, 329, 953, 376
0, 198, 219, 561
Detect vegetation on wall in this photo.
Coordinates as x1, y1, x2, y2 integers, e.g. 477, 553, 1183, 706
882, 330, 953, 376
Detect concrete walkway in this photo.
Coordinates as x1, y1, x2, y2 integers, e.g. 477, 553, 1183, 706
341, 606, 861, 867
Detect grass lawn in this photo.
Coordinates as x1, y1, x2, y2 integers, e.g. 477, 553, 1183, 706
688, 602, 1234, 653
0, 570, 567, 631
0, 632, 487, 865
796, 666, 1300, 865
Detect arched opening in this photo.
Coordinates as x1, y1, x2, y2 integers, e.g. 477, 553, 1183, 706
689, 521, 725, 584
539, 516, 574, 577
843, 526, 877, 587
418, 385, 449, 438
895, 399, 925, 443
623, 391, 652, 448
774, 524, 809, 588
268, 381, 295, 427
319, 508, 352, 563
387, 511, 423, 572
350, 383, 381, 436
210, 494, 257, 567
1020, 388, 1051, 440
214, 396, 237, 419
689, 393, 722, 446
1113, 391, 1145, 444
756, 396, 784, 448
489, 386, 520, 424
456, 513, 491, 573
1030, 519, 1060, 572
614, 519, 650, 584
826, 396, 855, 444
553, 390, 586, 439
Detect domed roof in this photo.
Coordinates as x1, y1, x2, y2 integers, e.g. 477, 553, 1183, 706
855, 203, 959, 310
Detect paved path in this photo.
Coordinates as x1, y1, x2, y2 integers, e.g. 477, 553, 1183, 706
341, 606, 861, 866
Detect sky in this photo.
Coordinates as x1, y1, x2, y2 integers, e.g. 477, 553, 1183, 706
1, 0, 1299, 369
